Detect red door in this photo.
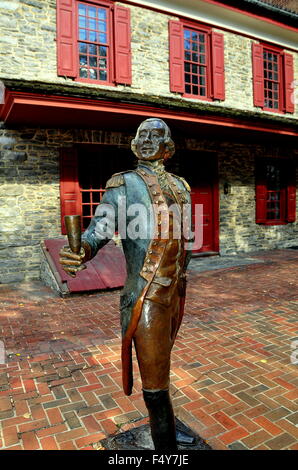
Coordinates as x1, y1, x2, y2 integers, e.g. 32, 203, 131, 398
176, 150, 219, 254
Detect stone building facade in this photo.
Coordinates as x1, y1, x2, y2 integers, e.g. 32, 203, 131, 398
0, 0, 297, 283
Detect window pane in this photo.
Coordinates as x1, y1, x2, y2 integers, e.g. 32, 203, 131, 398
88, 18, 96, 30
99, 46, 107, 57
184, 62, 190, 72
184, 39, 191, 50
89, 69, 98, 80
88, 6, 96, 17
199, 55, 205, 64
98, 8, 107, 20
78, 4, 86, 15
99, 58, 107, 68
192, 85, 198, 95
192, 64, 198, 74
99, 70, 107, 81
185, 84, 191, 93
79, 16, 86, 28
184, 51, 191, 61
79, 55, 87, 66
184, 30, 191, 40
89, 56, 97, 67
192, 42, 198, 52
191, 31, 198, 41
89, 44, 97, 55
79, 42, 87, 54
199, 76, 206, 86
79, 67, 88, 78
185, 73, 191, 83
192, 75, 198, 84
82, 192, 90, 203
79, 29, 87, 40
192, 53, 198, 62
93, 192, 101, 203
98, 21, 107, 32
200, 87, 206, 96
89, 31, 96, 42
99, 33, 107, 43
83, 205, 90, 217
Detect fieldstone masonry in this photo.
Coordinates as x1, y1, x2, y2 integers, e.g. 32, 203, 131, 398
0, 0, 297, 118
0, 126, 297, 283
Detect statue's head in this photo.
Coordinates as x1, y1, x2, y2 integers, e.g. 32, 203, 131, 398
131, 118, 175, 162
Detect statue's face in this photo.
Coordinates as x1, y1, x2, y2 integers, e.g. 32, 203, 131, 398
135, 120, 167, 161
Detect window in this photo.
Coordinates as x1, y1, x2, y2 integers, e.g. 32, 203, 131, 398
77, 2, 111, 83
252, 43, 294, 113
256, 158, 296, 225
59, 146, 131, 234
57, 0, 132, 86
183, 28, 208, 98
169, 20, 225, 101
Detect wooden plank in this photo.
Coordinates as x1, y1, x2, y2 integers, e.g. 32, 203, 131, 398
44, 239, 126, 293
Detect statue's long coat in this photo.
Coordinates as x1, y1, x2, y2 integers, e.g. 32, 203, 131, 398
82, 165, 192, 395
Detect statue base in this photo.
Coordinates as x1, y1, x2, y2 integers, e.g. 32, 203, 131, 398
100, 418, 212, 450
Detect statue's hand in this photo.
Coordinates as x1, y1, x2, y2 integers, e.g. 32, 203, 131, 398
59, 245, 87, 278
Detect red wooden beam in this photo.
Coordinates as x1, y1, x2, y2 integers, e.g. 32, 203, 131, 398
0, 89, 297, 136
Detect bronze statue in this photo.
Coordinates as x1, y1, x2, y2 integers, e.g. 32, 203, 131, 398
59, 118, 193, 451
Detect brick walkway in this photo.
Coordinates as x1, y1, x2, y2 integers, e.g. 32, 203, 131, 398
0, 249, 297, 451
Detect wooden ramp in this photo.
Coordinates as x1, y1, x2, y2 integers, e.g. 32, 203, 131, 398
43, 239, 126, 294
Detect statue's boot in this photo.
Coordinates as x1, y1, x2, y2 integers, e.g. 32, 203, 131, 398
143, 389, 178, 452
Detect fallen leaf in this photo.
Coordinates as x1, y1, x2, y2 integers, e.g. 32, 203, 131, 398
23, 413, 31, 419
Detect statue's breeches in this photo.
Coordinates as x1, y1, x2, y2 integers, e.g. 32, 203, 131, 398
133, 291, 181, 391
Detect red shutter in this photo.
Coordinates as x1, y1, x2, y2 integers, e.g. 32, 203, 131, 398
255, 160, 267, 224
283, 52, 295, 113
211, 31, 225, 100
57, 0, 77, 78
252, 43, 264, 108
169, 20, 184, 93
60, 148, 81, 234
287, 160, 296, 222
114, 5, 132, 85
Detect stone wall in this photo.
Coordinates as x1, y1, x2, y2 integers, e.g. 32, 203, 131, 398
0, 0, 297, 119
0, 125, 297, 282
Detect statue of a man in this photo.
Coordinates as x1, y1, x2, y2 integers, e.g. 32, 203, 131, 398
59, 118, 193, 451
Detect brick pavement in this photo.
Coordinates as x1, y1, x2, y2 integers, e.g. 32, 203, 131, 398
0, 249, 297, 451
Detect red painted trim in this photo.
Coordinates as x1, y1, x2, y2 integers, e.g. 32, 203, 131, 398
119, 1, 298, 38
213, 156, 220, 253
1, 90, 297, 136
260, 221, 288, 225
183, 18, 211, 33
191, 0, 298, 33
74, 76, 115, 85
